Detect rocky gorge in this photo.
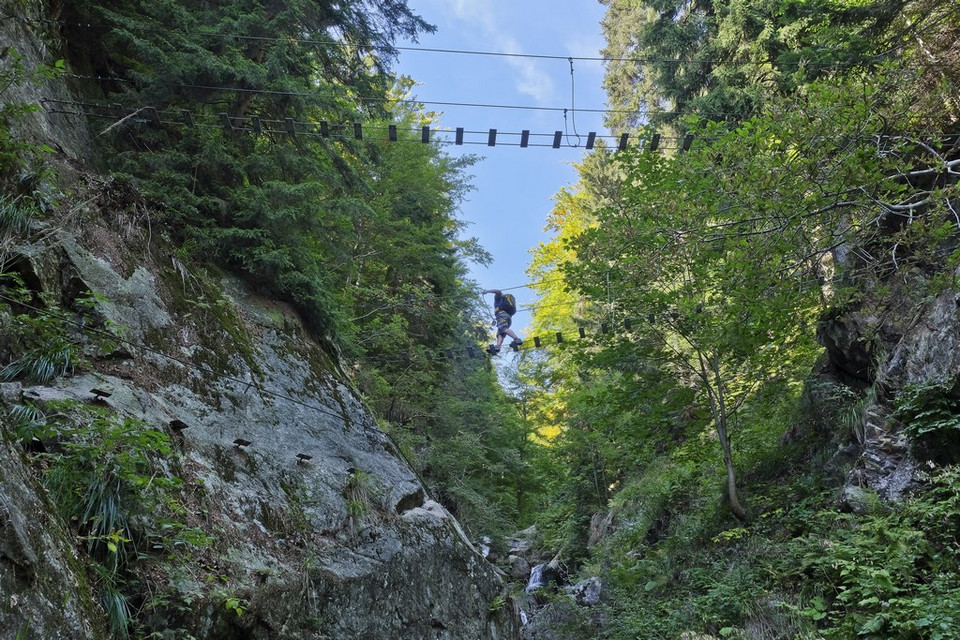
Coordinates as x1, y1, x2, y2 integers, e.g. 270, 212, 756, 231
3, 0, 960, 638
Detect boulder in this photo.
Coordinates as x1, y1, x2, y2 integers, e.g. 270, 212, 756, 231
567, 577, 604, 607
508, 554, 531, 580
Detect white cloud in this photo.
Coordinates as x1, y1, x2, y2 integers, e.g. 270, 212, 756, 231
563, 32, 605, 87
443, 0, 499, 32
500, 36, 555, 103
428, 0, 556, 103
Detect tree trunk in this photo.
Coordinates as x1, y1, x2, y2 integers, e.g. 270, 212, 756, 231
699, 351, 747, 520
714, 410, 747, 520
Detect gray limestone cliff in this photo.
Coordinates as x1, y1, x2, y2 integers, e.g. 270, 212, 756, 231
1, 201, 518, 639
1, 206, 519, 638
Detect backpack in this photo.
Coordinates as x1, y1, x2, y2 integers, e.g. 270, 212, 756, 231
499, 293, 516, 315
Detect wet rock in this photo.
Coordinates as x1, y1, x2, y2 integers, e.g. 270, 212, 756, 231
567, 577, 604, 607
507, 525, 536, 557
508, 554, 531, 580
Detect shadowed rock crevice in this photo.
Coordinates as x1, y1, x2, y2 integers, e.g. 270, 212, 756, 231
395, 487, 426, 514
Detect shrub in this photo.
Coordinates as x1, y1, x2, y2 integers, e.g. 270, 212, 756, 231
893, 381, 960, 463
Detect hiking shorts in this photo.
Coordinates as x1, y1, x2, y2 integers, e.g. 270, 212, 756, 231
496, 310, 512, 336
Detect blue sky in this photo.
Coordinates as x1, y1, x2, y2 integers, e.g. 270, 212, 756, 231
393, 0, 610, 334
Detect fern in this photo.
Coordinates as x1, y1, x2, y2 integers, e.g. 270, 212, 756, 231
893, 382, 960, 437
0, 345, 78, 383
0, 195, 32, 236
92, 564, 132, 640
893, 382, 960, 462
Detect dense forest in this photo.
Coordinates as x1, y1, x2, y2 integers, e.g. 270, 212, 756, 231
1, 0, 959, 637
523, 0, 960, 636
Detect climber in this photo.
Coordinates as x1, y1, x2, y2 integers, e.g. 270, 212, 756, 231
482, 289, 523, 355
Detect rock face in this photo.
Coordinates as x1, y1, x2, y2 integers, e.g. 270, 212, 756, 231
821, 266, 960, 501
0, 211, 518, 637
1, 5, 92, 163
881, 285, 960, 391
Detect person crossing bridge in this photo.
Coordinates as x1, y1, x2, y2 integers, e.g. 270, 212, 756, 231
482, 288, 523, 355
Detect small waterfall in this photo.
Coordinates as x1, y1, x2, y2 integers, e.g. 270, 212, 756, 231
525, 563, 548, 593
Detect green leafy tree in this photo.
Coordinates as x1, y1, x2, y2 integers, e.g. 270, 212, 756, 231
519, 0, 960, 633
556, 68, 960, 519
599, 0, 959, 133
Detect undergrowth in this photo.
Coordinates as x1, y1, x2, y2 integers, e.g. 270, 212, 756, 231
581, 385, 960, 640
6, 399, 215, 639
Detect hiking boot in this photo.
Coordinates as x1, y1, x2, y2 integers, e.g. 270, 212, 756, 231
511, 339, 523, 346
487, 344, 501, 355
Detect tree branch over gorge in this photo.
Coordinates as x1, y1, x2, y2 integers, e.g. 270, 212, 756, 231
645, 152, 959, 265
